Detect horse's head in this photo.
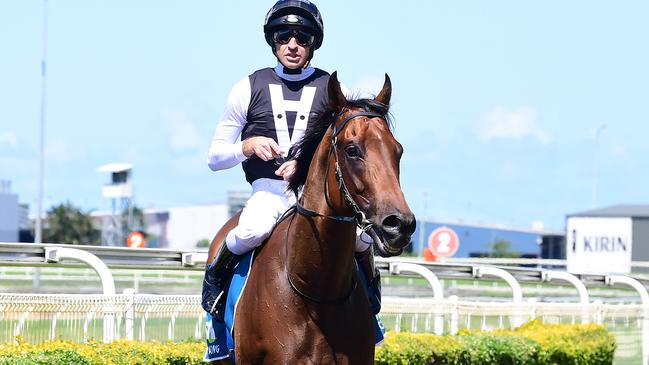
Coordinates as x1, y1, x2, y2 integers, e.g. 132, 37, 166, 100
324, 72, 416, 257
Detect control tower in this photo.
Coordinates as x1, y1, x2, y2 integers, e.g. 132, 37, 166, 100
97, 163, 133, 246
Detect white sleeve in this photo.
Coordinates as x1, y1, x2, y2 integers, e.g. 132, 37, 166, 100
207, 77, 251, 171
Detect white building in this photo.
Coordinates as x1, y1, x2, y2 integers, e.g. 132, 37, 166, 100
92, 203, 232, 250
146, 204, 230, 250
0, 180, 18, 242
566, 204, 649, 274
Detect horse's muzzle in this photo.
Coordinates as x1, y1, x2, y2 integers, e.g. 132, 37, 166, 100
374, 212, 416, 256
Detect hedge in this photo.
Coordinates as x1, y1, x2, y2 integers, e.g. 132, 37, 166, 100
0, 321, 615, 365
375, 320, 616, 365
0, 340, 205, 365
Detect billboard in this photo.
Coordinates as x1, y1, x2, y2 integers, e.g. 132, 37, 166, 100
566, 217, 632, 274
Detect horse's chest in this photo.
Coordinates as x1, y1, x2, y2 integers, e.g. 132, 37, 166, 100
235, 275, 374, 364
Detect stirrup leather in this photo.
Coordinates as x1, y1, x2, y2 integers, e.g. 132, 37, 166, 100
201, 243, 241, 321
355, 246, 382, 315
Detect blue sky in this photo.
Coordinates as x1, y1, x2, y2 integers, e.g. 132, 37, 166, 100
1, 1, 648, 231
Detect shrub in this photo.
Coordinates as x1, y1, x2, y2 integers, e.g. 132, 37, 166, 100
0, 321, 615, 365
375, 320, 615, 365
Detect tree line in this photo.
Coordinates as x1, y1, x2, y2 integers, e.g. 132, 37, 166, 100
39, 201, 144, 246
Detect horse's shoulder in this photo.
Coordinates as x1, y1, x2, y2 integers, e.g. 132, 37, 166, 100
249, 215, 291, 273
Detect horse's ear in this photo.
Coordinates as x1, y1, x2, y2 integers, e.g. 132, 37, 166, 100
375, 73, 392, 107
328, 71, 347, 112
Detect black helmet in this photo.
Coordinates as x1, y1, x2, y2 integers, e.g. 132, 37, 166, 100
264, 0, 324, 50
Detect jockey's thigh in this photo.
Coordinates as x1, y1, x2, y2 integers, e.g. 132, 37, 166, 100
226, 178, 296, 255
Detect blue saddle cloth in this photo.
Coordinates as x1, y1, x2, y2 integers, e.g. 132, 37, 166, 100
204, 251, 386, 362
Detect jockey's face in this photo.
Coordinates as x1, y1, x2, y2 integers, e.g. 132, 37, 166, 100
273, 26, 312, 69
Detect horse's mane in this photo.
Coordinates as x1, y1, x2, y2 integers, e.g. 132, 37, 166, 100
287, 97, 392, 194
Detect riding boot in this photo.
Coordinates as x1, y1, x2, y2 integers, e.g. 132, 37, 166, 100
201, 242, 241, 322
355, 246, 381, 314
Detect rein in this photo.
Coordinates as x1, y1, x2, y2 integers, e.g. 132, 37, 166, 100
286, 110, 387, 305
284, 209, 358, 305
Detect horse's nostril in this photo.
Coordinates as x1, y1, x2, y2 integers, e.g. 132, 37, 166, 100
382, 215, 401, 230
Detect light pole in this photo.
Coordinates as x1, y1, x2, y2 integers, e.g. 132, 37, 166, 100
591, 124, 607, 209
417, 191, 427, 256
35, 0, 48, 243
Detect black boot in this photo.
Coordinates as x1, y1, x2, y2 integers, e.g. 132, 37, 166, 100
355, 246, 381, 315
201, 243, 241, 321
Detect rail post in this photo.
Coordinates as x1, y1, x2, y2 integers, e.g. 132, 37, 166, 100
123, 288, 135, 340
606, 275, 649, 365
542, 270, 590, 323
389, 262, 445, 335
472, 266, 524, 327
44, 247, 116, 343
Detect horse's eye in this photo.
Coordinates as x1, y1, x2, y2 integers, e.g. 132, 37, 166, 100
345, 144, 361, 158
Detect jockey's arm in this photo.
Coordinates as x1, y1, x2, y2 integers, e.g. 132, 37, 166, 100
207, 77, 251, 171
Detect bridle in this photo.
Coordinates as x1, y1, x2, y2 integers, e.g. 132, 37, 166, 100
296, 110, 387, 238
287, 110, 388, 304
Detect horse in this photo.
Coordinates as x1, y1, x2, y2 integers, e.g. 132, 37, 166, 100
207, 72, 415, 364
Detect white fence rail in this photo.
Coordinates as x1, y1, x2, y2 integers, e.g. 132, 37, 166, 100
0, 293, 204, 344
0, 293, 645, 364
1, 242, 648, 364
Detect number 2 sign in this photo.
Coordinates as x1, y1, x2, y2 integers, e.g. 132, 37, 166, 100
428, 227, 460, 257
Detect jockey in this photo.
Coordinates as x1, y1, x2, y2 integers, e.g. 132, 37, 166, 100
202, 0, 381, 327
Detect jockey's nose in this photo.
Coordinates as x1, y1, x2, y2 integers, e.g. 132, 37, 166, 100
381, 212, 416, 247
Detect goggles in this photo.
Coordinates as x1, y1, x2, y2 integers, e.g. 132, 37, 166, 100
272, 29, 315, 47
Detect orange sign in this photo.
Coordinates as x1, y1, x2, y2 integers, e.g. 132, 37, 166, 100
127, 231, 146, 248
423, 247, 438, 262
428, 227, 459, 257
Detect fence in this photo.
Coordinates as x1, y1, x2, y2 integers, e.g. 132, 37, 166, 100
1, 242, 648, 364
0, 293, 202, 344
0, 293, 645, 364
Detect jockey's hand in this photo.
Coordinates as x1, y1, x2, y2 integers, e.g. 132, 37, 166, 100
242, 136, 282, 161
275, 160, 297, 181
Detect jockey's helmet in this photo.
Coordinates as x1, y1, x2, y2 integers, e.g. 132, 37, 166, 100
264, 0, 324, 51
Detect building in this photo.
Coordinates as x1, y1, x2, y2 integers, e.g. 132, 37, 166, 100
145, 204, 230, 250
566, 204, 649, 274
0, 180, 19, 242
91, 190, 250, 250
411, 218, 563, 259
92, 203, 230, 250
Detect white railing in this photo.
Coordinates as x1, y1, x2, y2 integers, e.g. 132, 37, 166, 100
0, 292, 644, 364
1, 242, 648, 364
0, 293, 204, 344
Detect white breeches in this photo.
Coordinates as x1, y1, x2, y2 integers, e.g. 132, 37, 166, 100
225, 178, 372, 255
225, 178, 296, 255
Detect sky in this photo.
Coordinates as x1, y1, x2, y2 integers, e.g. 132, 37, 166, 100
1, 1, 648, 231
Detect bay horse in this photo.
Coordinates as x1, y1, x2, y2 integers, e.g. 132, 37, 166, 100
207, 72, 415, 364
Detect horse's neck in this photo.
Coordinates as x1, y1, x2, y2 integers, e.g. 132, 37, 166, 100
287, 216, 356, 295
287, 138, 357, 301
